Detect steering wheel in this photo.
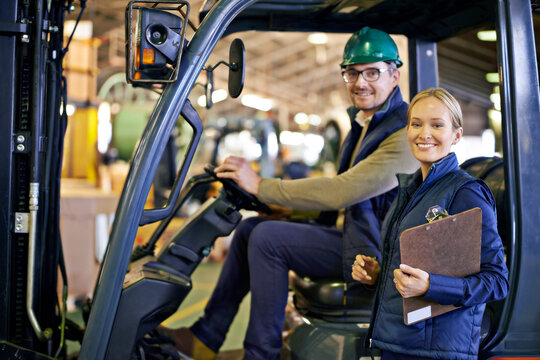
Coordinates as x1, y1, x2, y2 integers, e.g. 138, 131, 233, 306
204, 164, 272, 214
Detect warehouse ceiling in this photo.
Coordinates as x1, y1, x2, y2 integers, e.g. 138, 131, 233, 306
72, 0, 539, 134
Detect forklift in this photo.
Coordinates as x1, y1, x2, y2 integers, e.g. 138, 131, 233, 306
1, 0, 539, 359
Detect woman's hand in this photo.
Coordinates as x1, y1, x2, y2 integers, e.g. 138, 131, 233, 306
393, 264, 430, 298
214, 156, 262, 195
352, 254, 380, 285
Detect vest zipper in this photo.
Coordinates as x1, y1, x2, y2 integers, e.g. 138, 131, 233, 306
369, 338, 375, 360
365, 185, 409, 350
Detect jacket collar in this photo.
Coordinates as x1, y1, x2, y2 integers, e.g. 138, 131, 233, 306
346, 85, 404, 128
399, 153, 460, 197
423, 152, 460, 185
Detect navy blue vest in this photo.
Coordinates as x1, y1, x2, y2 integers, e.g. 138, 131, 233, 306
372, 154, 489, 359
339, 87, 409, 283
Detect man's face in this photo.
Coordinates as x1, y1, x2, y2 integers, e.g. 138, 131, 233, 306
344, 61, 400, 118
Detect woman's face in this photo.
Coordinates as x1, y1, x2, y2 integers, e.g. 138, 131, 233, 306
407, 96, 463, 177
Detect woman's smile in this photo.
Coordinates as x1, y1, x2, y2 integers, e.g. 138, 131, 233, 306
416, 142, 436, 149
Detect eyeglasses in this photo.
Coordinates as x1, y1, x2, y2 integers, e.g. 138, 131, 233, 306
341, 68, 393, 83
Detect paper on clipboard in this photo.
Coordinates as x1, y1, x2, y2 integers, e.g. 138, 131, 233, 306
399, 207, 482, 325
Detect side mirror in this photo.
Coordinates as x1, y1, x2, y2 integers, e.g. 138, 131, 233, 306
205, 69, 214, 109
228, 38, 245, 99
203, 38, 245, 108
125, 0, 190, 85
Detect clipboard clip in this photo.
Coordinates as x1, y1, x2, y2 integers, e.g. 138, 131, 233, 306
425, 205, 449, 223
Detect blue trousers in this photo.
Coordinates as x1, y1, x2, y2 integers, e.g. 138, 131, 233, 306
190, 216, 343, 359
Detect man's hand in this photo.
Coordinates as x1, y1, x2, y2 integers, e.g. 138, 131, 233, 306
214, 156, 262, 195
352, 254, 380, 285
393, 264, 429, 298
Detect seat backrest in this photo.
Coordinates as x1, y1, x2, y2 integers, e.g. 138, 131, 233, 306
460, 156, 506, 250
460, 156, 507, 347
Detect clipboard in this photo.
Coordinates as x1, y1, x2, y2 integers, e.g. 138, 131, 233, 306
399, 207, 482, 325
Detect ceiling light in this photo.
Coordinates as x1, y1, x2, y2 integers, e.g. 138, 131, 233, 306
304, 133, 324, 153
98, 102, 111, 124
212, 89, 228, 103
64, 20, 93, 39
294, 112, 309, 125
65, 104, 76, 116
267, 132, 279, 158
279, 131, 304, 146
197, 95, 206, 107
488, 109, 502, 135
216, 117, 227, 127
197, 89, 228, 107
490, 93, 501, 111
485, 73, 499, 83
481, 129, 496, 155
308, 114, 321, 126
477, 30, 497, 42
308, 33, 328, 45
241, 94, 273, 111
488, 109, 501, 125
97, 102, 112, 154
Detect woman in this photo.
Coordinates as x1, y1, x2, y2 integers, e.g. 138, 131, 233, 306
352, 88, 509, 360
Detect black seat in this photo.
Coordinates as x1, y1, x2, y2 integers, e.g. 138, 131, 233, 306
291, 156, 507, 335
290, 275, 373, 323
460, 157, 507, 346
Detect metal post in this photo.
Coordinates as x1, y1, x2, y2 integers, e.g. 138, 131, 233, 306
79, 1, 259, 358
484, 0, 540, 355
0, 0, 18, 342
408, 38, 438, 98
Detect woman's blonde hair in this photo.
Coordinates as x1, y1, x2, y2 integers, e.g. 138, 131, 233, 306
407, 88, 463, 129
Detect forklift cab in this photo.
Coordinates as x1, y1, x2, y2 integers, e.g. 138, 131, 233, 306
1, 0, 538, 359
85, 1, 540, 359
78, 1, 538, 358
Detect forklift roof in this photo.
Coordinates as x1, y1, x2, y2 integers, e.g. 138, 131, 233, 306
200, 0, 496, 40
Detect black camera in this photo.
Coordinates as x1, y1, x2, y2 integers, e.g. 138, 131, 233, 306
126, 1, 189, 84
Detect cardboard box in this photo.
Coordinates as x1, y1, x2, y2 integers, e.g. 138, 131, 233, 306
63, 36, 99, 103
60, 179, 119, 299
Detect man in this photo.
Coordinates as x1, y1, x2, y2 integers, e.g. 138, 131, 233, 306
161, 27, 419, 359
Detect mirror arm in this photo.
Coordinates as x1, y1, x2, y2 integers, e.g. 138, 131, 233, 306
208, 60, 237, 71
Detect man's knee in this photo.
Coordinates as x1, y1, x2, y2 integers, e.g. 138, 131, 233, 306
231, 217, 266, 249
248, 221, 287, 254
235, 217, 265, 237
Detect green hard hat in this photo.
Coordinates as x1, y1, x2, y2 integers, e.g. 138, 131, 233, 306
340, 27, 403, 68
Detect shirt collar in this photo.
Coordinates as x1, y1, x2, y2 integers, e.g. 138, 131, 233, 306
354, 112, 372, 127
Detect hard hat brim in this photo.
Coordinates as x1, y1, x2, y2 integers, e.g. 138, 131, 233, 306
340, 56, 403, 68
